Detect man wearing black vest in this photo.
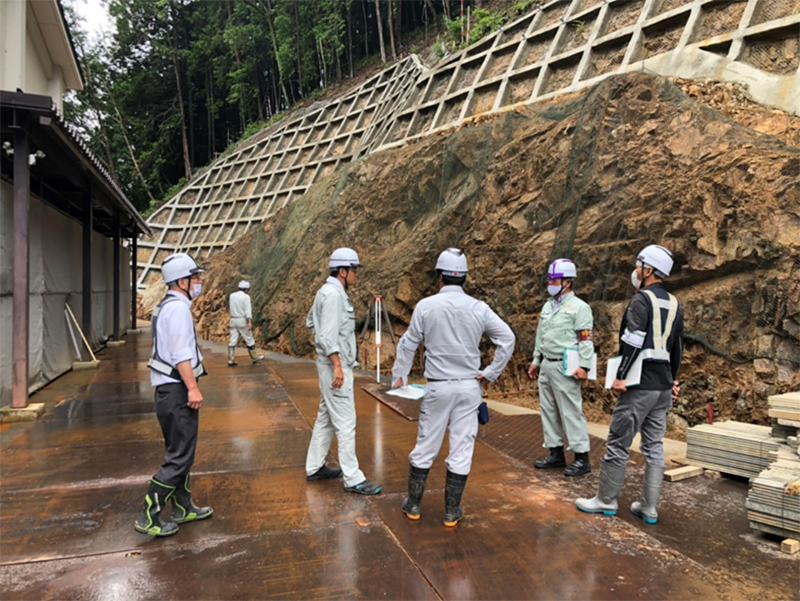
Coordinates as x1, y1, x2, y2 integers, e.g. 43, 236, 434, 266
135, 252, 214, 537
576, 245, 683, 524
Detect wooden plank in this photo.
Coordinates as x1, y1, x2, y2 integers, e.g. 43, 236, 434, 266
781, 539, 800, 554
769, 409, 800, 421
664, 465, 703, 482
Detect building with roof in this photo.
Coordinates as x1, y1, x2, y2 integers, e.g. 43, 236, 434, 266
1, 0, 149, 411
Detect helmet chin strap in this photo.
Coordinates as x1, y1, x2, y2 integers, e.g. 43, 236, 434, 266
177, 278, 192, 299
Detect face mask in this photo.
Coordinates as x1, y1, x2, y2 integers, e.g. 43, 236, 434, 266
630, 269, 642, 290
190, 283, 202, 299
547, 284, 563, 298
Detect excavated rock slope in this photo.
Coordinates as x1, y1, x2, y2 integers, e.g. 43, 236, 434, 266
179, 73, 799, 427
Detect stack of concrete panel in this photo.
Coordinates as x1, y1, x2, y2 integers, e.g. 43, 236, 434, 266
686, 421, 782, 478
746, 447, 800, 537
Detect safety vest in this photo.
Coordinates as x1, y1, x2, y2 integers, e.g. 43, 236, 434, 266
148, 295, 206, 381
638, 289, 679, 362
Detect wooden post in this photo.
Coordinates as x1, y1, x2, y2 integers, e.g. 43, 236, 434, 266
82, 181, 93, 341
131, 232, 138, 329
113, 218, 121, 340
11, 116, 30, 409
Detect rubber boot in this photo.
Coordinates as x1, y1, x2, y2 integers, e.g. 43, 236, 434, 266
134, 479, 179, 537
575, 461, 626, 516
564, 452, 591, 477
227, 346, 238, 367
443, 470, 468, 527
630, 464, 664, 524
171, 474, 214, 524
248, 345, 265, 364
401, 464, 430, 520
534, 446, 566, 469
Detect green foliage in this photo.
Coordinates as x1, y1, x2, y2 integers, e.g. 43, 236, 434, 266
573, 20, 587, 35
466, 9, 507, 46
512, 0, 543, 14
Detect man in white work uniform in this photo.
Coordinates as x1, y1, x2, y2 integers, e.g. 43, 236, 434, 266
392, 248, 516, 526
305, 248, 381, 495
228, 280, 265, 366
135, 253, 213, 537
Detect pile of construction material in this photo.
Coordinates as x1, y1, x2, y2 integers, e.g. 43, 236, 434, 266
686, 393, 800, 540
747, 393, 800, 537
686, 421, 780, 478
747, 447, 800, 538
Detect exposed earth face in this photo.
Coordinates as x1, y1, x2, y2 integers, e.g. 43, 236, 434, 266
143, 73, 800, 430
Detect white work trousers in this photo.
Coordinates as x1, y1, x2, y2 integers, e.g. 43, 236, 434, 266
229, 318, 255, 347
305, 362, 365, 487
538, 358, 591, 453
410, 379, 482, 476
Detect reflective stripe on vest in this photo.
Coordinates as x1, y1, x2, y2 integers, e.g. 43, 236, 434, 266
148, 296, 205, 380
639, 290, 678, 362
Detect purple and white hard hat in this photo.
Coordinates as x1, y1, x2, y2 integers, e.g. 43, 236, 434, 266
547, 258, 577, 279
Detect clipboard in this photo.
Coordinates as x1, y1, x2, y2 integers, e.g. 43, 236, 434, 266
604, 355, 642, 389
562, 349, 597, 381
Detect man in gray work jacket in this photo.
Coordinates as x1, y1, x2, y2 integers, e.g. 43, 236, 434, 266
576, 245, 683, 524
391, 248, 515, 526
305, 248, 381, 495
528, 258, 595, 477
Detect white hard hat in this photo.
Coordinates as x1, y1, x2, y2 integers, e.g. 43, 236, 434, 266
161, 252, 204, 283
435, 248, 468, 276
329, 247, 362, 269
238, 280, 250, 290
547, 258, 577, 279
637, 244, 673, 276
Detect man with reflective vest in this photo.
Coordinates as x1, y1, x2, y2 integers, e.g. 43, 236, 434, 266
391, 248, 515, 526
305, 248, 381, 495
227, 280, 265, 366
135, 252, 213, 537
528, 258, 595, 477
576, 244, 683, 524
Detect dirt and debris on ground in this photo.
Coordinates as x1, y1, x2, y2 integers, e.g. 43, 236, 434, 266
143, 72, 800, 438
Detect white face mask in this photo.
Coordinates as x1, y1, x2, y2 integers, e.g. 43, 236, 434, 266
630, 269, 642, 290
190, 283, 202, 299
547, 284, 563, 298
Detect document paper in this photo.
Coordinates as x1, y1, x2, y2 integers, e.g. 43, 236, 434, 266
385, 385, 425, 401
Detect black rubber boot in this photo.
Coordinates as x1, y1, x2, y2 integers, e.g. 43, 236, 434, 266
401, 464, 430, 520
443, 470, 468, 527
534, 446, 566, 469
134, 479, 179, 537
171, 474, 214, 524
564, 452, 591, 477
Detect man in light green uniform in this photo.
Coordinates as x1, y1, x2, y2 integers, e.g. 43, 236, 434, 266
528, 258, 594, 477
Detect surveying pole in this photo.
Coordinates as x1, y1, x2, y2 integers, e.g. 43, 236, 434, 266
374, 295, 383, 382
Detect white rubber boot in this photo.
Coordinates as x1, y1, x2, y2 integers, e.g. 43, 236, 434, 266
575, 461, 626, 516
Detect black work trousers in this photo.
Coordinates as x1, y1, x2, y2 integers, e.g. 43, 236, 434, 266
153, 382, 199, 487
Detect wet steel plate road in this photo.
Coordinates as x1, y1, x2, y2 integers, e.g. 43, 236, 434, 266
0, 332, 797, 600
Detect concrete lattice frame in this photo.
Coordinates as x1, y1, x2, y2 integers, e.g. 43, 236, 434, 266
137, 0, 800, 289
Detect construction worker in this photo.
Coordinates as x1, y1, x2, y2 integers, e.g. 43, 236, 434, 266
228, 280, 265, 366
528, 258, 594, 477
576, 244, 683, 524
391, 248, 515, 526
135, 253, 213, 537
305, 248, 381, 495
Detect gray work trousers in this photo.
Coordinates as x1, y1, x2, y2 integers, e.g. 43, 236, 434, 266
410, 379, 482, 476
603, 388, 672, 467
229, 317, 255, 347
153, 382, 199, 486
305, 362, 366, 488
538, 359, 591, 453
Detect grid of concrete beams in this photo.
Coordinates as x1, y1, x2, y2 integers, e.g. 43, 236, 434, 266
137, 0, 800, 288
